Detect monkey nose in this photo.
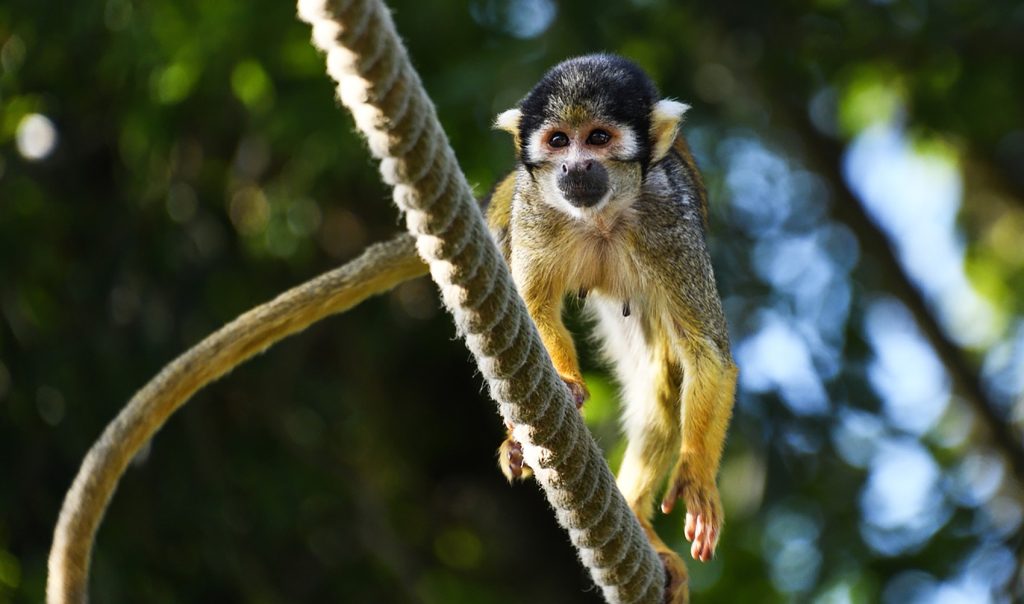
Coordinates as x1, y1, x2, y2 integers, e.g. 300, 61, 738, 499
557, 161, 609, 208
562, 161, 593, 173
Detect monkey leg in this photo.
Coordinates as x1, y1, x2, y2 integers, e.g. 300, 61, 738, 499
615, 347, 687, 603
661, 339, 737, 563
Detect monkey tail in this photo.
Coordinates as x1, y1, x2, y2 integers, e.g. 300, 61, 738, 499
46, 234, 427, 604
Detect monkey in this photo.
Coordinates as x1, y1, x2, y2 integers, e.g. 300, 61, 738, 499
484, 54, 738, 602
48, 53, 732, 604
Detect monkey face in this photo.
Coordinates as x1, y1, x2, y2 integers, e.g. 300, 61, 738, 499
493, 55, 689, 220
523, 120, 644, 218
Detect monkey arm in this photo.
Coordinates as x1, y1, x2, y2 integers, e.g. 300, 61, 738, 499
640, 226, 737, 563
663, 331, 736, 563
526, 295, 589, 404
512, 266, 588, 405
668, 332, 737, 487
667, 298, 736, 490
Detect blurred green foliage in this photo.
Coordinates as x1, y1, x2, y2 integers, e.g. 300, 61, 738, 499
2, 0, 1023, 602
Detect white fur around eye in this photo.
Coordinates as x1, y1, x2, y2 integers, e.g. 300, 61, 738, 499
527, 130, 551, 164
615, 129, 639, 159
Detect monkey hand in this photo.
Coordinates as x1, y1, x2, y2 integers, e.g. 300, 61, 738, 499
498, 378, 585, 482
561, 375, 589, 409
660, 461, 722, 563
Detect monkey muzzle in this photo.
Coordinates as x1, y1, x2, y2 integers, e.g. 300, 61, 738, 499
558, 161, 609, 208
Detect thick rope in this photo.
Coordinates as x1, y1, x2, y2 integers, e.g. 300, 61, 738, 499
46, 234, 428, 603
296, 1, 664, 602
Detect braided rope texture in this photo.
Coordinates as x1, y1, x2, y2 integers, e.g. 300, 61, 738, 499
296, 1, 664, 601
47, 235, 427, 603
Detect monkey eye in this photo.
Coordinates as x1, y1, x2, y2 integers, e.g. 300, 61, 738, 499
586, 129, 611, 146
548, 132, 570, 148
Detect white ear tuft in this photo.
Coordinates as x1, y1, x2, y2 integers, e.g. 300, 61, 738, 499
650, 99, 690, 163
494, 108, 522, 134
654, 99, 690, 122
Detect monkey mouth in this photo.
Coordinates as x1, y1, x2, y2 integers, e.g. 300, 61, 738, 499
562, 187, 609, 208
559, 191, 616, 221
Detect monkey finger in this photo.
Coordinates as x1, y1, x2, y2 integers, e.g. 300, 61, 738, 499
702, 531, 717, 561
698, 531, 712, 561
660, 484, 680, 514
660, 496, 676, 515
684, 512, 696, 541
705, 525, 719, 559
691, 517, 718, 562
698, 540, 712, 562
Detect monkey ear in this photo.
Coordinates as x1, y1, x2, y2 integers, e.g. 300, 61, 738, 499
494, 108, 521, 133
494, 108, 522, 149
650, 99, 690, 163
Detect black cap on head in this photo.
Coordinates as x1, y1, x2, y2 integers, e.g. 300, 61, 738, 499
518, 54, 659, 168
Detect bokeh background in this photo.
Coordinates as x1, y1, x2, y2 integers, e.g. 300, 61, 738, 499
3, 0, 1023, 602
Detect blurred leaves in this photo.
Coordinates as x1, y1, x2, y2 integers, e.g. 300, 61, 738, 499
2, 0, 1023, 603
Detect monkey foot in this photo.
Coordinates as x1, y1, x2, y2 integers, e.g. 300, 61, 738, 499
661, 468, 722, 562
498, 436, 532, 482
659, 550, 689, 604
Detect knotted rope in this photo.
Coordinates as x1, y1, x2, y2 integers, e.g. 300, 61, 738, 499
297, 0, 663, 601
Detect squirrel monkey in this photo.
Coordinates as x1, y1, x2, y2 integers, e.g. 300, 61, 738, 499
484, 55, 737, 600
48, 53, 731, 604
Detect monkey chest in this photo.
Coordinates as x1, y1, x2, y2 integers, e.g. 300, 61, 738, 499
560, 230, 640, 300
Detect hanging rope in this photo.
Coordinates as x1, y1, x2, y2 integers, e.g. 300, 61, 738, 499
296, 0, 663, 601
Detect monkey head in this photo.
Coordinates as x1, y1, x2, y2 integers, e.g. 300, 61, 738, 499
495, 54, 688, 219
